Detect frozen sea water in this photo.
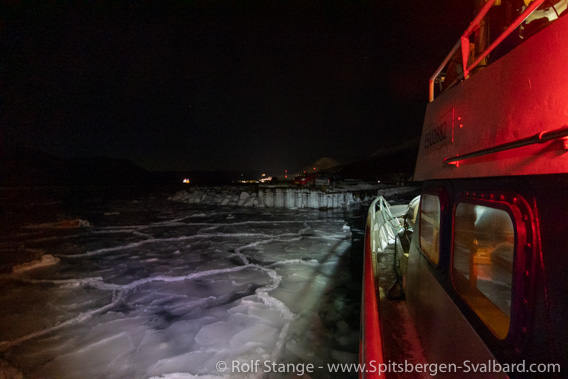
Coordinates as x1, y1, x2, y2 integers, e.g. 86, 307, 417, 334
0, 186, 365, 378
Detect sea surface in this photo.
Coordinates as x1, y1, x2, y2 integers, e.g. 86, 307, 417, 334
0, 185, 366, 378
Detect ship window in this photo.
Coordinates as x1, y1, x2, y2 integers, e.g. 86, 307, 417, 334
453, 202, 515, 340
419, 194, 441, 264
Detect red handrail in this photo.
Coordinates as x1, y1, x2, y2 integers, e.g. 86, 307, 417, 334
429, 0, 546, 102
360, 226, 386, 378
464, 0, 545, 78
443, 125, 568, 164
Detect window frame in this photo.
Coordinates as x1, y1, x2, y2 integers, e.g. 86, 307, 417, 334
418, 189, 445, 266
450, 191, 530, 341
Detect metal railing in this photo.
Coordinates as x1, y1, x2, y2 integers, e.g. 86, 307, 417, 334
368, 196, 404, 254
429, 0, 546, 102
443, 125, 568, 164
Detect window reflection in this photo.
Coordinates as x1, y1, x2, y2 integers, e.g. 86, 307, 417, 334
453, 203, 514, 339
420, 194, 441, 264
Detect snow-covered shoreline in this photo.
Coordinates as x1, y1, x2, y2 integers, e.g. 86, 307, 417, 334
169, 184, 418, 209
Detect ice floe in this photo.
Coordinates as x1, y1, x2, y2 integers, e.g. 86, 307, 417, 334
12, 254, 60, 274
0, 193, 364, 378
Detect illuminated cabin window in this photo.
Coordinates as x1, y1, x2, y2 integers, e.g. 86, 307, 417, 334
453, 203, 515, 340
419, 194, 441, 264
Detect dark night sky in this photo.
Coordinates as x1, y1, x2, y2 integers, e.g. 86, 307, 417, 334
0, 1, 473, 174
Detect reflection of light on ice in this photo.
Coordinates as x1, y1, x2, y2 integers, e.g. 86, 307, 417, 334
0, 205, 360, 378
12, 254, 60, 273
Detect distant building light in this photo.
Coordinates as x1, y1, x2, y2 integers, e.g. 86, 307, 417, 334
183, 178, 190, 184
